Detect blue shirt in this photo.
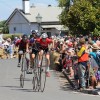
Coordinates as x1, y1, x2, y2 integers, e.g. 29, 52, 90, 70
90, 52, 99, 66
89, 52, 97, 59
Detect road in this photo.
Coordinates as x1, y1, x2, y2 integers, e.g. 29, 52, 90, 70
0, 58, 100, 100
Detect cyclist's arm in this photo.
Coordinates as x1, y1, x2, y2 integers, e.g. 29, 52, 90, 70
35, 38, 41, 43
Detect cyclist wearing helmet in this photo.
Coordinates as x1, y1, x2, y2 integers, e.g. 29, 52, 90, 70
36, 33, 54, 77
29, 30, 40, 69
30, 30, 37, 39
16, 34, 29, 67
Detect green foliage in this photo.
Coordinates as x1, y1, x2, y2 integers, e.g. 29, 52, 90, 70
88, 0, 100, 8
92, 28, 100, 36
3, 34, 22, 40
58, 0, 100, 35
57, 0, 70, 7
0, 20, 5, 27
0, 20, 9, 34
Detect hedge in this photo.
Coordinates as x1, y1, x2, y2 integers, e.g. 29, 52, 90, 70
3, 34, 22, 40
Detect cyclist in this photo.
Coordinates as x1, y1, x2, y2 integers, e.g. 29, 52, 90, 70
36, 33, 54, 77
29, 30, 40, 68
16, 34, 29, 67
30, 30, 38, 39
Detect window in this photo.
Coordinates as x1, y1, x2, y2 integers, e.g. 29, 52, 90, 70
14, 27, 16, 31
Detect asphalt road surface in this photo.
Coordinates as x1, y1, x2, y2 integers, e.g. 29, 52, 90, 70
0, 59, 100, 100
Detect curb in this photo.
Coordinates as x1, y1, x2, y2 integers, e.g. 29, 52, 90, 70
80, 89, 99, 95
62, 70, 75, 88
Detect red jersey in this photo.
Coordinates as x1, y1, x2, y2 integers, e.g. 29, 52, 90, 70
16, 39, 29, 50
36, 38, 52, 49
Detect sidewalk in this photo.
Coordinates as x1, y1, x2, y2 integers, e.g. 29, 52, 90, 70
56, 70, 100, 95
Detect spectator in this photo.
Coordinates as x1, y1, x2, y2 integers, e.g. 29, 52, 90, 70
9, 42, 14, 58
77, 38, 89, 90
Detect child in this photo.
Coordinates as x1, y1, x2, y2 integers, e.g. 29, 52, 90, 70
62, 48, 74, 77
9, 42, 14, 58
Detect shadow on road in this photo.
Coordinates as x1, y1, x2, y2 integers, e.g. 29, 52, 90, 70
14, 78, 32, 82
60, 82, 74, 91
0, 85, 38, 92
0, 85, 20, 88
11, 88, 35, 92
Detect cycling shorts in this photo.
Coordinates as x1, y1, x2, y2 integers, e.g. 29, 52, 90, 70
32, 48, 39, 55
39, 47, 49, 53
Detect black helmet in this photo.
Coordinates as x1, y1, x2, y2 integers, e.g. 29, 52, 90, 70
22, 34, 28, 39
31, 30, 37, 34
36, 33, 40, 37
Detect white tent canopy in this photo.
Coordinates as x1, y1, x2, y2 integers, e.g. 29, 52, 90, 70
42, 25, 68, 30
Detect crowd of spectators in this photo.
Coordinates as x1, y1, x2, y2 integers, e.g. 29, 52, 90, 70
0, 34, 20, 59
51, 35, 100, 90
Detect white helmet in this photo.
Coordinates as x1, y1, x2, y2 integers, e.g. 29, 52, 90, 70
41, 33, 48, 38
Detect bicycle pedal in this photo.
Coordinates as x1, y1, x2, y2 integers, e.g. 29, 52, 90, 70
41, 69, 44, 72
27, 72, 32, 74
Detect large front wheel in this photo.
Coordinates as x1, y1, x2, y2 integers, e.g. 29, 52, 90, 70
40, 53, 47, 92
40, 66, 46, 92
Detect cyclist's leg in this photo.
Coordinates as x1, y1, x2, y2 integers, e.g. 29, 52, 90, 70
31, 49, 39, 68
18, 50, 23, 67
25, 52, 34, 74
31, 53, 35, 68
38, 49, 44, 67
46, 53, 50, 70
25, 52, 30, 67
45, 48, 50, 77
18, 54, 21, 64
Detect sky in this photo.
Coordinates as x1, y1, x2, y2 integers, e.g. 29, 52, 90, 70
0, 0, 58, 21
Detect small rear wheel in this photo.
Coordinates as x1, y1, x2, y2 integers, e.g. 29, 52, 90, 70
20, 74, 24, 88
32, 73, 38, 91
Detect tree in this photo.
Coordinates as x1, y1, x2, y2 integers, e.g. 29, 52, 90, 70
57, 0, 100, 35
0, 20, 9, 34
89, 0, 100, 36
57, 0, 70, 8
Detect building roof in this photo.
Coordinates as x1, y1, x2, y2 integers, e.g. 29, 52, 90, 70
24, 6, 62, 22
6, 6, 62, 24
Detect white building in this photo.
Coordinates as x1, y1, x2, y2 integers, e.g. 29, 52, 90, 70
6, 0, 67, 36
